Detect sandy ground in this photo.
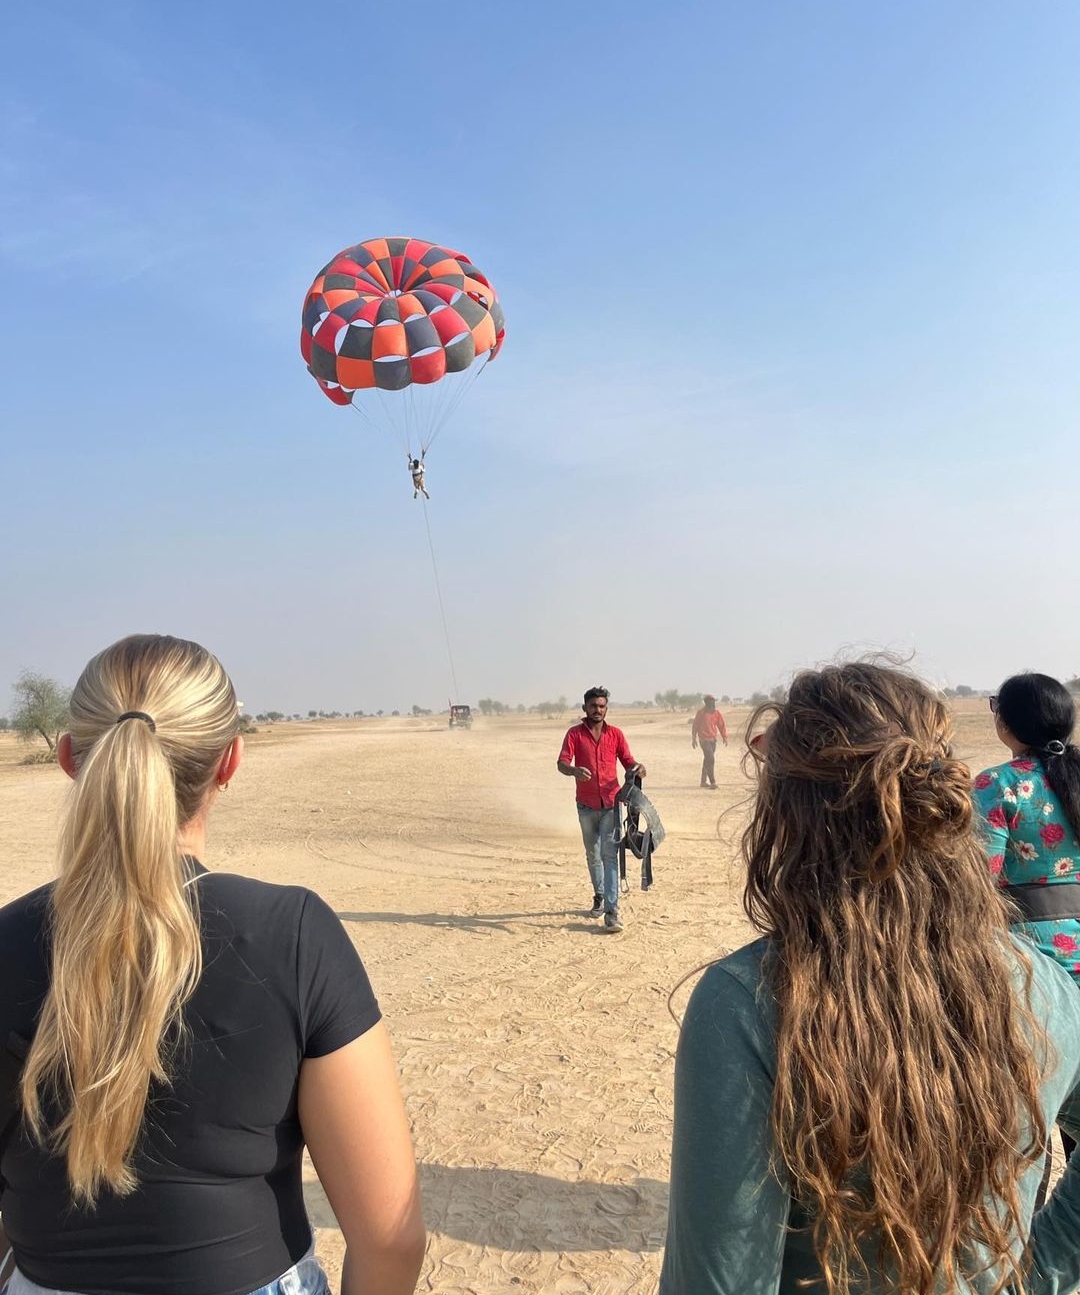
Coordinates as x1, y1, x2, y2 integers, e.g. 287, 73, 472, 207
0, 700, 1032, 1293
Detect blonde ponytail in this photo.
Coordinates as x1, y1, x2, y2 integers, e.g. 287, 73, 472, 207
21, 635, 239, 1205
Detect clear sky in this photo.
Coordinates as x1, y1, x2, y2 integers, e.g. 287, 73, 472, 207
2, 1, 1078, 716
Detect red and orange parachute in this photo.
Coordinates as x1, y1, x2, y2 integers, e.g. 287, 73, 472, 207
301, 236, 505, 455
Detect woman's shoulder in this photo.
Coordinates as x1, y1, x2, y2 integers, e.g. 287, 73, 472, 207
0, 885, 55, 1016
0, 882, 54, 944
685, 939, 774, 1018
197, 871, 337, 935
680, 940, 777, 1067
1011, 933, 1080, 1040
974, 757, 1046, 792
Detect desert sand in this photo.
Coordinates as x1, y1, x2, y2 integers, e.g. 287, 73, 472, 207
0, 699, 1024, 1293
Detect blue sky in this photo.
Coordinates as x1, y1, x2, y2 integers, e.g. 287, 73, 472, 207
2, 1, 1078, 715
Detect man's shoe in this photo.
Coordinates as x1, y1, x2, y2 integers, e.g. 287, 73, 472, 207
604, 910, 623, 933
588, 894, 604, 918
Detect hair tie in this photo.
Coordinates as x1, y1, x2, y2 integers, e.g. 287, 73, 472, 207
116, 711, 156, 732
1044, 739, 1067, 756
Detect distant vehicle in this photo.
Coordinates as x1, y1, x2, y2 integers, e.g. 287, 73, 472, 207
448, 704, 473, 729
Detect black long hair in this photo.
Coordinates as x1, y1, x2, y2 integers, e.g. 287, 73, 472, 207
996, 672, 1080, 842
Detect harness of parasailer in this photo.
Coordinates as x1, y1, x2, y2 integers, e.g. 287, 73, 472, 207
613, 770, 665, 894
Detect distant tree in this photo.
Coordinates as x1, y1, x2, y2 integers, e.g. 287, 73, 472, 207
391, 709, 400, 717
1067, 676, 1080, 695
376, 709, 384, 717
769, 685, 788, 703
516, 703, 526, 714
410, 704, 432, 717
267, 711, 285, 722
0, 716, 9, 731
307, 710, 317, 719
954, 684, 974, 697
238, 714, 258, 735
477, 698, 495, 716
11, 672, 71, 753
749, 691, 768, 706
720, 695, 732, 705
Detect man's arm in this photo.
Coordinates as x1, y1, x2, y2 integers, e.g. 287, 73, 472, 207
617, 730, 646, 779
558, 761, 590, 780
717, 711, 729, 745
557, 731, 591, 781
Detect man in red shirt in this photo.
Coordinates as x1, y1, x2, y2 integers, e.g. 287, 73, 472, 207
691, 694, 728, 790
557, 686, 646, 933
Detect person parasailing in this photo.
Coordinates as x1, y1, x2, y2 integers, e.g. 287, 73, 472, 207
408, 451, 429, 500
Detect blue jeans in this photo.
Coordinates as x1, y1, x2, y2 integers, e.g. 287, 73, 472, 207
577, 803, 620, 912
4, 1247, 329, 1295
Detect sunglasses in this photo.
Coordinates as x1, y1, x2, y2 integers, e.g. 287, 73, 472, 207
989, 695, 998, 714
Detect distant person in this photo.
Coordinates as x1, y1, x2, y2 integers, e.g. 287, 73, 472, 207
408, 452, 429, 500
660, 662, 1080, 1295
973, 671, 1080, 1168
691, 694, 727, 789
557, 686, 646, 933
0, 634, 425, 1295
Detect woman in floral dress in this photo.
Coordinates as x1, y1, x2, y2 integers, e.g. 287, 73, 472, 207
973, 671, 1080, 1163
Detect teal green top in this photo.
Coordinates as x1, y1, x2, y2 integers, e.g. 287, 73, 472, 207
659, 937, 1080, 1294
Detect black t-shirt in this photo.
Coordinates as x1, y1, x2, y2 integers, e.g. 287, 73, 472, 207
0, 863, 381, 1295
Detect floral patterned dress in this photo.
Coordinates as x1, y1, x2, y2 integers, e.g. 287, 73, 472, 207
973, 757, 1080, 981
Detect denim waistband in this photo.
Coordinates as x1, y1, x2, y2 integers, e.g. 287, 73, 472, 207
3, 1246, 324, 1295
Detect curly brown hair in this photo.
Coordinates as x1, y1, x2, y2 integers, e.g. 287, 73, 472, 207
743, 661, 1047, 1294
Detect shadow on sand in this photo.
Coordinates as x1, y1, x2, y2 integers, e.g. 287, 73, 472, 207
336, 909, 606, 935
305, 1162, 668, 1252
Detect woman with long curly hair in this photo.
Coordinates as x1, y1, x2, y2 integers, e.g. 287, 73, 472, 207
659, 662, 1080, 1295
0, 635, 425, 1295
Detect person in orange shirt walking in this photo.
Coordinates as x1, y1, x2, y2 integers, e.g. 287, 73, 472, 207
691, 694, 728, 790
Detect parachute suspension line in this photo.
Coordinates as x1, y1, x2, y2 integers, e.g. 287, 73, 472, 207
422, 353, 490, 454
348, 397, 410, 459
346, 351, 493, 459
420, 496, 460, 702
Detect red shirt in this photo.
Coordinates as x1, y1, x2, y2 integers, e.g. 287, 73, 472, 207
558, 721, 637, 809
693, 706, 728, 742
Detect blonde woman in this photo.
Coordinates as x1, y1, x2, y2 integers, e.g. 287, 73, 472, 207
660, 663, 1080, 1295
0, 635, 424, 1295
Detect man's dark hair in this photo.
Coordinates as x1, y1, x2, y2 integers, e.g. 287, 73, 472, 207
583, 686, 609, 704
